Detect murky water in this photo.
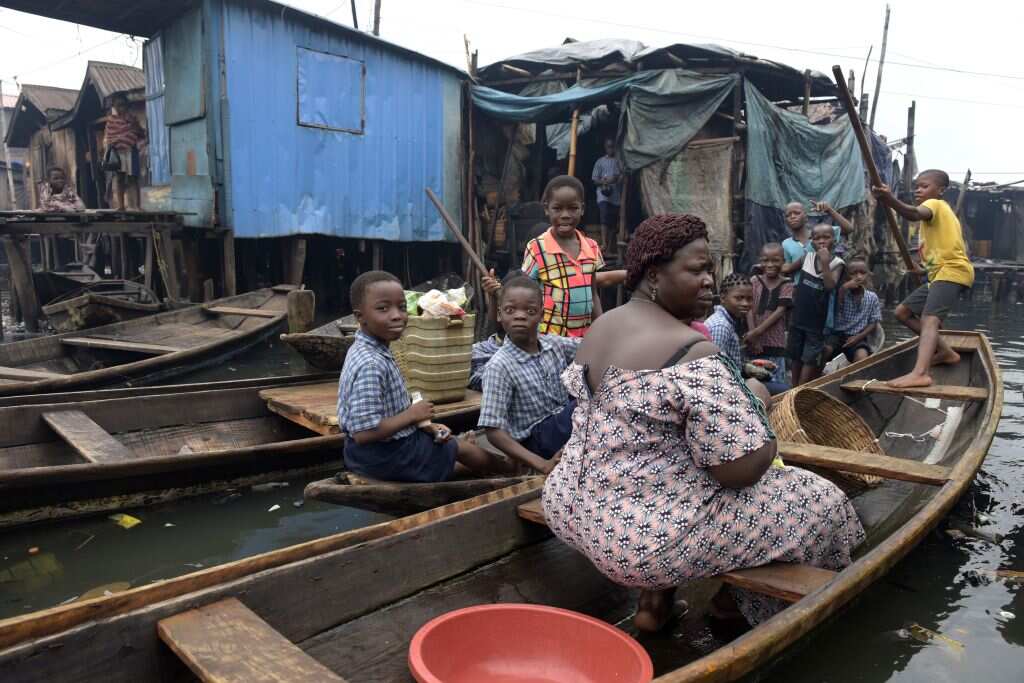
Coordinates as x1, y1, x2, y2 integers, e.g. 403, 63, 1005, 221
762, 300, 1024, 682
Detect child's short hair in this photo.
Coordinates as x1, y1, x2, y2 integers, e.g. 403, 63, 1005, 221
718, 272, 751, 296
846, 256, 869, 270
498, 273, 542, 303
350, 270, 401, 309
46, 166, 66, 177
811, 223, 835, 237
760, 241, 784, 256
542, 175, 584, 203
918, 169, 950, 189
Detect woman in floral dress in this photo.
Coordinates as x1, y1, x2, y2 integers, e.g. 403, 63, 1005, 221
542, 214, 865, 630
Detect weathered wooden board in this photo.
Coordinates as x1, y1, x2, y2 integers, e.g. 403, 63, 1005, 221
41, 410, 134, 464
841, 380, 988, 402
60, 337, 182, 355
204, 306, 280, 319
720, 565, 835, 603
305, 474, 538, 514
158, 598, 346, 683
0, 366, 64, 381
777, 442, 952, 485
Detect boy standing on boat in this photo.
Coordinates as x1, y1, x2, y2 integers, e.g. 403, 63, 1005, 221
478, 275, 580, 474
826, 258, 882, 364
337, 271, 503, 482
873, 170, 973, 388
788, 224, 845, 386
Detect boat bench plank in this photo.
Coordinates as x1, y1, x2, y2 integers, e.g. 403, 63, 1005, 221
516, 500, 834, 602
42, 410, 134, 464
204, 306, 279, 318
60, 336, 182, 355
0, 365, 65, 381
841, 380, 988, 402
777, 442, 951, 485
157, 597, 346, 683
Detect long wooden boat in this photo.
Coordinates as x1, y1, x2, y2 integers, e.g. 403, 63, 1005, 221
0, 286, 292, 397
42, 280, 162, 333
0, 331, 1000, 681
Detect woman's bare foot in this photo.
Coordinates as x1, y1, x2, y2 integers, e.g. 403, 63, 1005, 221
634, 588, 678, 633
887, 372, 934, 389
931, 349, 961, 367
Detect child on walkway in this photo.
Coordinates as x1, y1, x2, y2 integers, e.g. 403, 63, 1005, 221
39, 167, 85, 212
873, 170, 973, 388
478, 275, 580, 474
789, 224, 845, 386
782, 201, 853, 278
705, 272, 753, 369
745, 242, 793, 387
827, 258, 882, 364
337, 271, 503, 482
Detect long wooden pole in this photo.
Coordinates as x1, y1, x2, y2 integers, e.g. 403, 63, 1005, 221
868, 5, 890, 129
426, 187, 488, 276
954, 169, 971, 217
372, 0, 381, 35
349, 0, 359, 29
0, 80, 17, 209
831, 65, 915, 270
566, 67, 582, 176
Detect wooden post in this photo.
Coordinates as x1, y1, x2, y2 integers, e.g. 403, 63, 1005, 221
901, 101, 916, 245
287, 288, 315, 334
567, 67, 582, 177
153, 227, 179, 303
203, 278, 215, 303
371, 241, 383, 271
2, 236, 40, 332
831, 66, 914, 270
859, 92, 870, 121
616, 173, 630, 256
142, 235, 154, 292
487, 124, 518, 260
954, 169, 972, 217
349, 0, 359, 29
0, 80, 16, 209
869, 4, 891, 129
184, 236, 202, 302
286, 237, 307, 286
221, 229, 236, 297
801, 69, 811, 116
848, 69, 856, 109
372, 0, 381, 35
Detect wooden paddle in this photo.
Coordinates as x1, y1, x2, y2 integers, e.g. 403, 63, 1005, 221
831, 65, 915, 271
425, 187, 488, 277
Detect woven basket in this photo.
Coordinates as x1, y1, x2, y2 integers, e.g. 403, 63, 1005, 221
769, 387, 883, 490
392, 314, 475, 404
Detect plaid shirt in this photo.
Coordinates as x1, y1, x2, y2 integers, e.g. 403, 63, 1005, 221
337, 330, 414, 441
478, 334, 580, 440
522, 228, 605, 338
469, 333, 503, 391
834, 289, 882, 335
705, 305, 744, 367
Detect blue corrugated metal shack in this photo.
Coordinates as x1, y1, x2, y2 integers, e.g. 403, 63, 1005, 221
7, 0, 466, 245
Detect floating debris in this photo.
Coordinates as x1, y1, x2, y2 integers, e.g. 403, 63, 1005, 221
999, 610, 1016, 620
252, 482, 290, 492
900, 623, 965, 652
27, 547, 39, 555
109, 513, 142, 529
164, 523, 175, 528
267, 504, 281, 512
292, 500, 304, 508
213, 492, 242, 505
993, 570, 1024, 583
74, 534, 95, 551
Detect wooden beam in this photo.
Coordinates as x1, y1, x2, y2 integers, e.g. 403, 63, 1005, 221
221, 230, 237, 297
60, 337, 182, 355
2, 236, 40, 332
840, 380, 988, 401
517, 497, 546, 525
777, 442, 951, 486
158, 598, 346, 683
721, 564, 835, 603
0, 366, 65, 381
42, 410, 134, 464
204, 306, 279, 319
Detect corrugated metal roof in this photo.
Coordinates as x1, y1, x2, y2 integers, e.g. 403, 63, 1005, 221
18, 84, 78, 116
3, 84, 78, 146
86, 61, 145, 99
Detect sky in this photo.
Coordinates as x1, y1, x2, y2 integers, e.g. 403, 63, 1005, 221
0, 0, 1021, 185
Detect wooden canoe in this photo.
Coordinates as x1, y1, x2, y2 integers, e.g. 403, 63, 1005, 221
279, 316, 357, 371
0, 286, 293, 397
0, 331, 1000, 682
42, 280, 162, 333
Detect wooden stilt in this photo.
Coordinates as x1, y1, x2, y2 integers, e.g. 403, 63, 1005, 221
153, 228, 179, 303
203, 278, 215, 303
286, 237, 307, 286
184, 235, 202, 302
2, 237, 40, 332
221, 229, 237, 297
287, 288, 315, 334
143, 235, 153, 292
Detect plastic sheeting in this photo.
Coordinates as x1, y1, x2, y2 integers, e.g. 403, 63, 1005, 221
744, 80, 867, 211
471, 69, 738, 172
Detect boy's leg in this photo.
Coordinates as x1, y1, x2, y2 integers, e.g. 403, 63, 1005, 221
787, 329, 804, 387
888, 282, 965, 388
798, 331, 825, 385
455, 438, 514, 475
896, 284, 929, 334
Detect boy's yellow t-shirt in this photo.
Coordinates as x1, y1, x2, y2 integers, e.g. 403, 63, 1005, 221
920, 198, 974, 287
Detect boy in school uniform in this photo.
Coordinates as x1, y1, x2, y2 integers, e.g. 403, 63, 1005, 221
745, 242, 793, 386
873, 169, 973, 388
827, 258, 882, 364
789, 224, 845, 386
478, 275, 580, 474
704, 272, 753, 369
781, 201, 853, 278
337, 271, 502, 482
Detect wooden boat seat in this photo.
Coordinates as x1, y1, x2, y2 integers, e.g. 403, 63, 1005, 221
60, 337, 182, 355
516, 499, 835, 602
203, 306, 279, 319
841, 380, 987, 402
0, 366, 65, 381
42, 410, 134, 464
157, 597, 346, 682
777, 442, 952, 486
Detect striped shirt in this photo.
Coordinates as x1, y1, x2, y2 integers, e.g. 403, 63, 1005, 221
522, 228, 605, 338
337, 330, 414, 441
477, 334, 580, 440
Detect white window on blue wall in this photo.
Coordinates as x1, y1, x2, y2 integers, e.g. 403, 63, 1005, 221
297, 47, 365, 134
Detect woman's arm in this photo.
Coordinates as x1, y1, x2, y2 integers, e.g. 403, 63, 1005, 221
709, 441, 776, 489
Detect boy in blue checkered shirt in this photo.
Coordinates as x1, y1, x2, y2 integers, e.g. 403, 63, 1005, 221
337, 271, 503, 482
478, 274, 580, 474
825, 258, 882, 364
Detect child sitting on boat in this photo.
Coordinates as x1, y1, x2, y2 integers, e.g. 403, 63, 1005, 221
826, 257, 882, 364
704, 273, 753, 369
745, 242, 793, 388
337, 271, 502, 482
477, 274, 580, 474
873, 169, 973, 388
788, 224, 845, 386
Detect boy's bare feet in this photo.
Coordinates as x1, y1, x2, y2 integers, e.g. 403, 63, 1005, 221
634, 588, 679, 633
931, 349, 961, 367
887, 372, 934, 389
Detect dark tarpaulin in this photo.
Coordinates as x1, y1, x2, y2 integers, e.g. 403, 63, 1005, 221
471, 69, 738, 172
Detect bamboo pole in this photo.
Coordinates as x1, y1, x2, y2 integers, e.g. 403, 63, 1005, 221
372, 0, 381, 36
801, 70, 811, 116
349, 0, 359, 29
426, 188, 488, 277
831, 66, 914, 270
869, 5, 890, 129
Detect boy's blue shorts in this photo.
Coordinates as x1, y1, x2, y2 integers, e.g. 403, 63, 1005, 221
344, 429, 456, 483
519, 400, 576, 459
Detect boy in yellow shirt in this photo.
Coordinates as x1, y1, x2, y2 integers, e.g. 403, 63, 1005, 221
873, 169, 974, 388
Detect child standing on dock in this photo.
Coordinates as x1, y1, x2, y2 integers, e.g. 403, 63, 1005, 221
873, 170, 973, 388
788, 224, 845, 386
745, 242, 793, 387
827, 258, 882, 364
478, 275, 580, 474
781, 201, 853, 278
337, 271, 502, 482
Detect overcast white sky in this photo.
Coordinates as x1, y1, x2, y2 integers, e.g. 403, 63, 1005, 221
1, 0, 1021, 184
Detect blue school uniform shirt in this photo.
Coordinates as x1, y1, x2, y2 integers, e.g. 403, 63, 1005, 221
834, 289, 882, 336
477, 334, 580, 440
337, 330, 414, 441
704, 305, 744, 368
468, 333, 503, 391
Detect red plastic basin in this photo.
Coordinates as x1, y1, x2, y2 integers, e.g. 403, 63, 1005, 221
408, 603, 653, 683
